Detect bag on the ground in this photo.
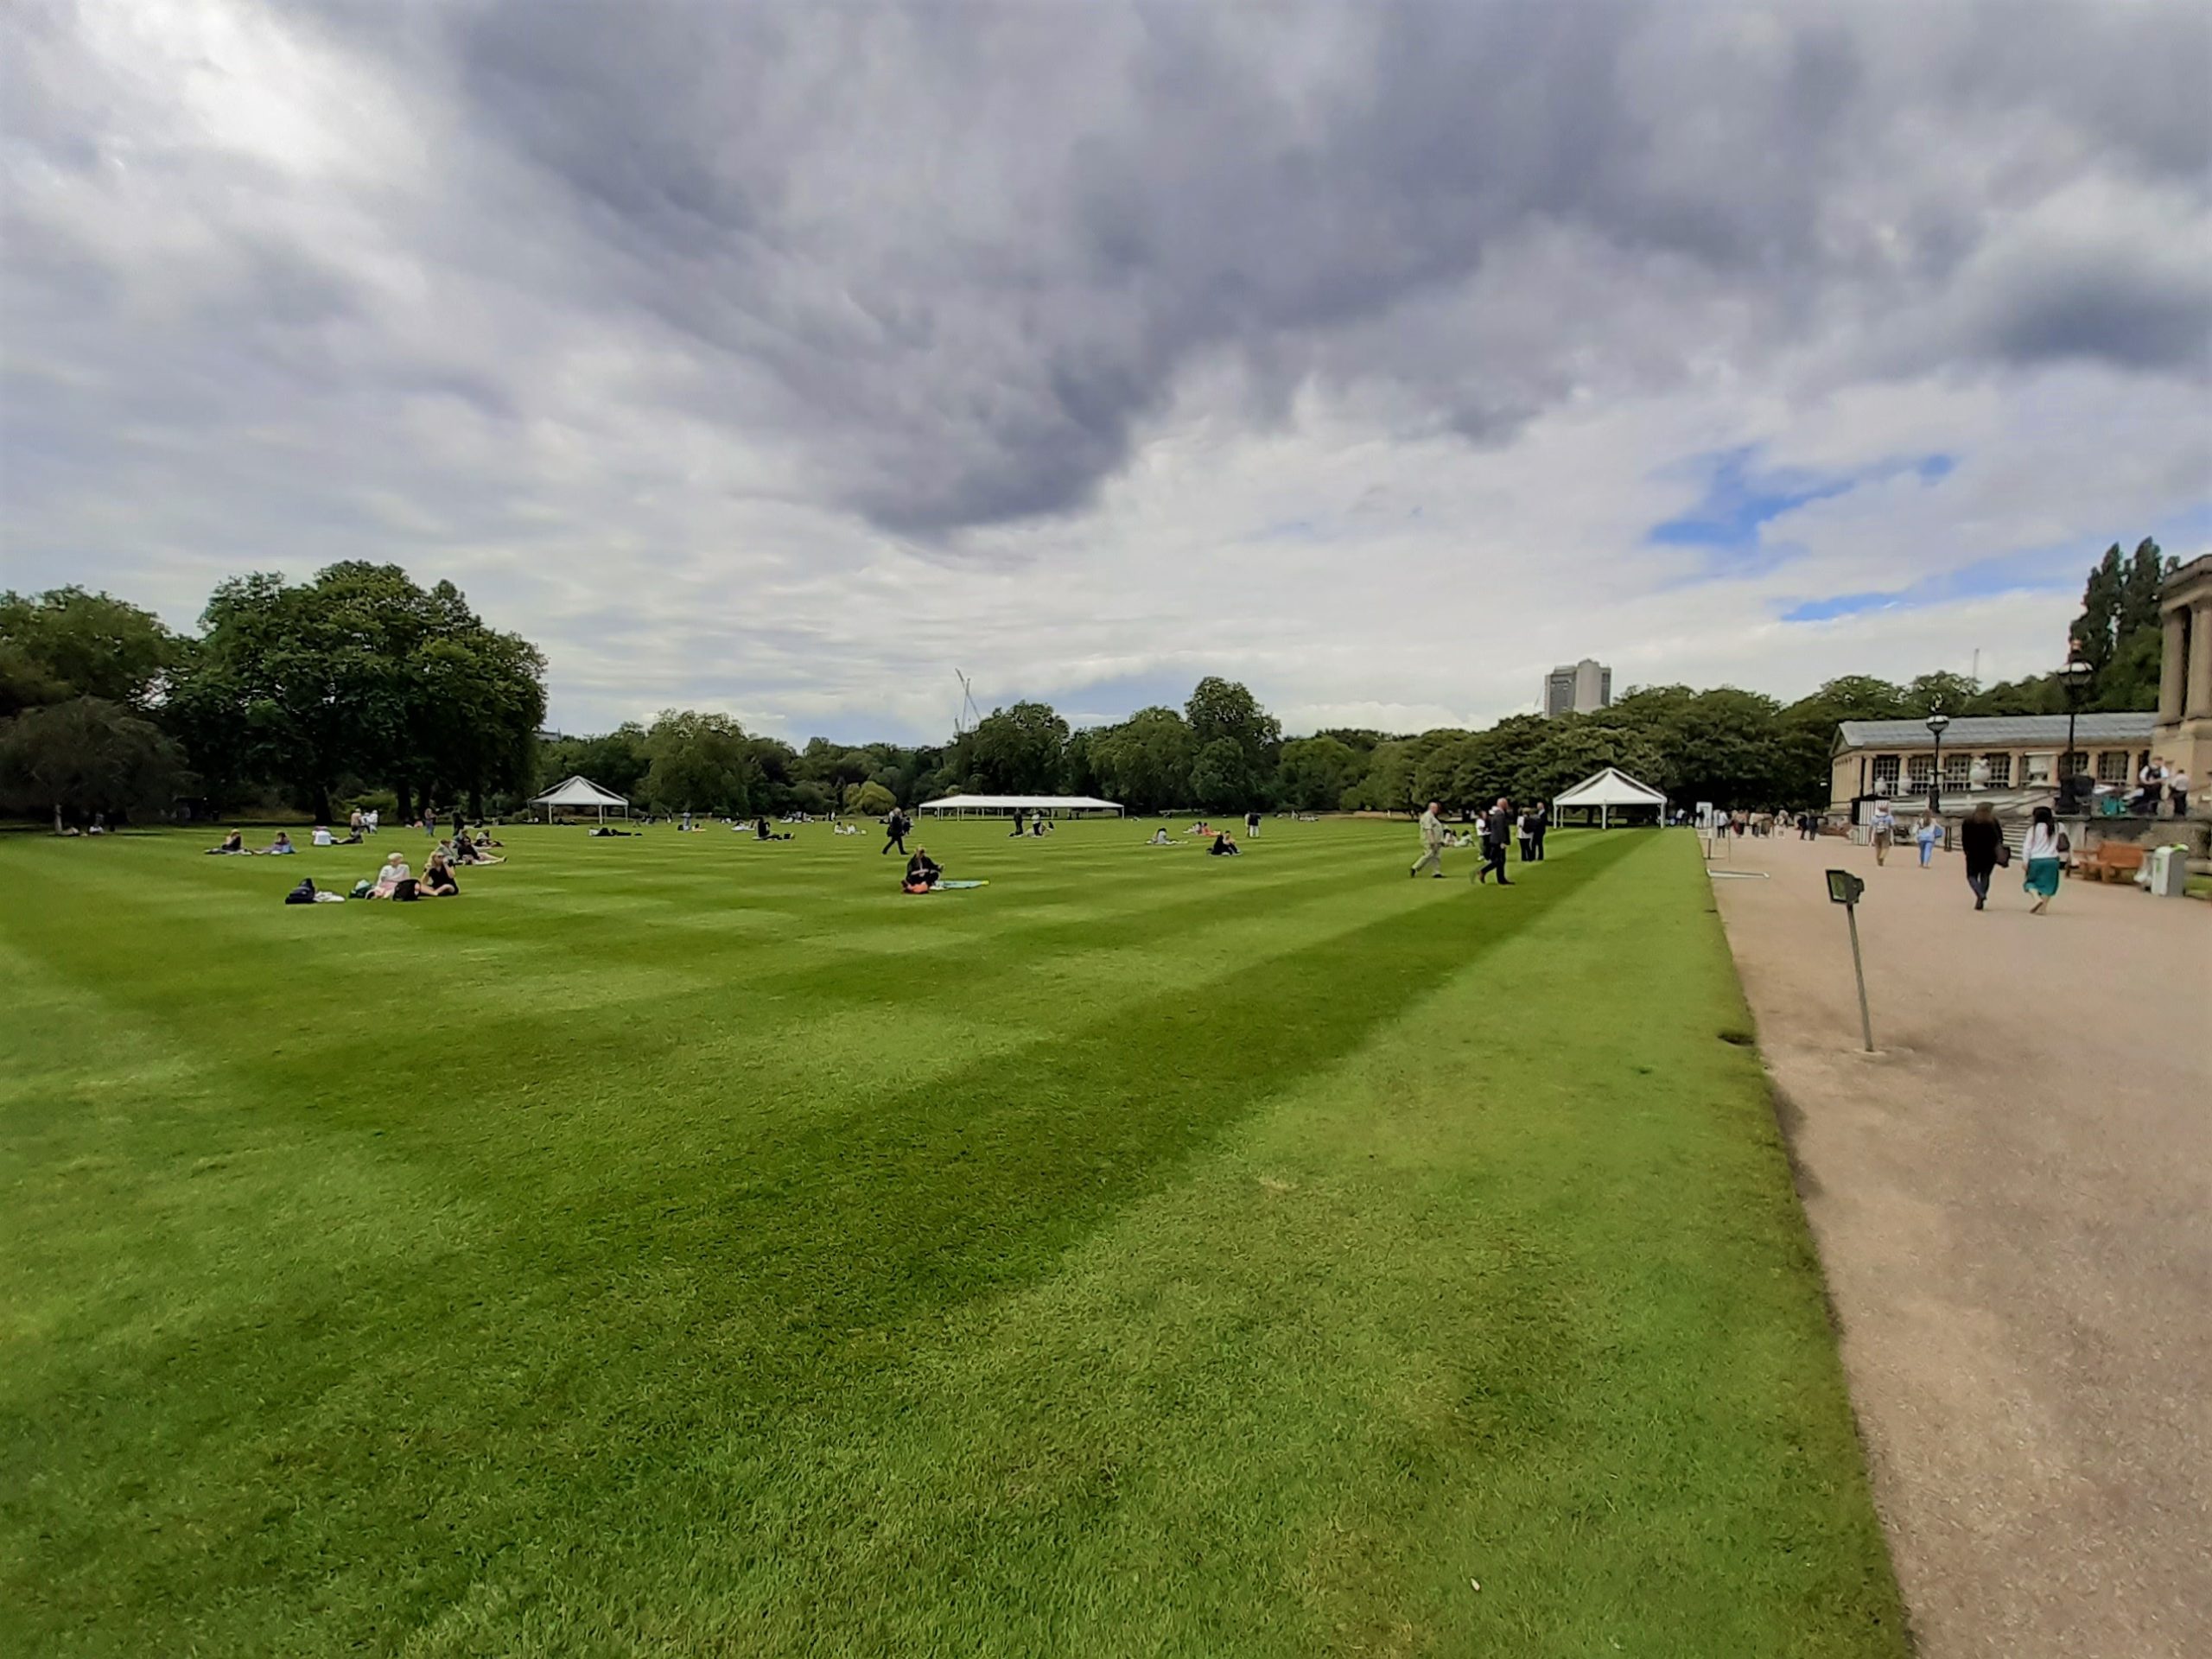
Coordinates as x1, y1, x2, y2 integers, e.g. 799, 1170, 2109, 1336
283, 878, 317, 905
392, 878, 419, 901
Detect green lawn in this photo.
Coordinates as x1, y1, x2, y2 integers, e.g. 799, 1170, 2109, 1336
0, 818, 1904, 1657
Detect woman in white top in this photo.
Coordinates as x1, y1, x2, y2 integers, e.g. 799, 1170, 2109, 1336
2020, 805, 2063, 915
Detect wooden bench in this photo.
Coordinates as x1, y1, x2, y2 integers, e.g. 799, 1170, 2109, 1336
2072, 842, 2146, 883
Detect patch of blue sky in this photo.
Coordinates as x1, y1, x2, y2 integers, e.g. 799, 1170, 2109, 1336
1645, 445, 1957, 578
1779, 502, 2209, 626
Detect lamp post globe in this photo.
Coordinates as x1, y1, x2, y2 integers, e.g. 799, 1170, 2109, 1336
2057, 659, 2094, 813
1925, 709, 1950, 814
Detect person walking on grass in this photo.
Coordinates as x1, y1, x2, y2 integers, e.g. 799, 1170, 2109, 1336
1478, 798, 1513, 886
2021, 804, 2063, 915
881, 807, 909, 856
1409, 800, 1446, 880
1960, 802, 2005, 911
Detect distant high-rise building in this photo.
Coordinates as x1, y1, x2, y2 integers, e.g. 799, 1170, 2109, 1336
1543, 658, 1612, 718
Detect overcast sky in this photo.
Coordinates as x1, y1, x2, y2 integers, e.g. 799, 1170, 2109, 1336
5, 2, 2209, 742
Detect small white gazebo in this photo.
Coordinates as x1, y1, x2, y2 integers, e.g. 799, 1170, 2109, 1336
530, 775, 631, 823
1551, 766, 1667, 829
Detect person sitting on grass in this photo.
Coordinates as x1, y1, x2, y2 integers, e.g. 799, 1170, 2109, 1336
419, 850, 460, 898
259, 831, 296, 855
207, 830, 245, 855
368, 851, 411, 898
903, 848, 944, 892
754, 816, 793, 842
1149, 827, 1171, 845
451, 836, 505, 866
1209, 830, 1241, 856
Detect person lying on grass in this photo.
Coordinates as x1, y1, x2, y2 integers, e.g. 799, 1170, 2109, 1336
449, 836, 505, 866
902, 848, 944, 892
419, 851, 460, 898
207, 830, 246, 855
1209, 831, 1241, 856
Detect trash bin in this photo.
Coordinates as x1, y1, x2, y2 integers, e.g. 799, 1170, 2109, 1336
2141, 844, 2189, 898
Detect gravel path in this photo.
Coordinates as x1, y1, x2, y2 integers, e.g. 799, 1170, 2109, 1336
1710, 832, 2210, 1659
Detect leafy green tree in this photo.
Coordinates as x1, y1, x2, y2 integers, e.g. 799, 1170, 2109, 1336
1902, 672, 1978, 716
1189, 737, 1252, 812
1510, 721, 1668, 808
1276, 735, 1363, 811
1185, 677, 1281, 779
169, 564, 543, 822
2069, 537, 2171, 708
1347, 739, 1418, 814
846, 779, 897, 816
540, 724, 651, 799
967, 702, 1069, 793
641, 710, 762, 817
0, 697, 191, 831
0, 588, 181, 716
1090, 707, 1196, 811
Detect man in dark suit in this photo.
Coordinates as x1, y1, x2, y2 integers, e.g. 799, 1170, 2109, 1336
1478, 797, 1514, 885
1530, 801, 1548, 861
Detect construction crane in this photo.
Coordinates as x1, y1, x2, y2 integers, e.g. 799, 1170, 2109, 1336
954, 671, 981, 737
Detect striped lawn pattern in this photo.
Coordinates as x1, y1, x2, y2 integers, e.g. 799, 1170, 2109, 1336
0, 819, 1906, 1656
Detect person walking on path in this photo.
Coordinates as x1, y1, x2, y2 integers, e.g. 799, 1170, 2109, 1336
1478, 798, 1514, 886
1409, 801, 1446, 880
881, 807, 910, 855
2168, 765, 2190, 817
1870, 799, 1896, 865
1960, 802, 2005, 911
1915, 815, 1941, 868
2022, 804, 2063, 915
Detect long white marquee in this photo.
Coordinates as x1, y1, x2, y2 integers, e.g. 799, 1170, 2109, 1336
917, 793, 1123, 817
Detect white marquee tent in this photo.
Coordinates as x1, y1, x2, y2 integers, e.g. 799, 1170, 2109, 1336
1551, 766, 1667, 829
530, 775, 631, 823
917, 793, 1122, 819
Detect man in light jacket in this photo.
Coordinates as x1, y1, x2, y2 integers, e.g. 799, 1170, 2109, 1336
1409, 801, 1446, 880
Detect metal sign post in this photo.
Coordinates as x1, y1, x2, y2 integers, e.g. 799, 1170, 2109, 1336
1826, 868, 1873, 1052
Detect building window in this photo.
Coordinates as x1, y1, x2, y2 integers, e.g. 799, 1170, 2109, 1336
1980, 753, 2012, 786
1943, 753, 1973, 786
2096, 751, 2131, 784
1907, 754, 1936, 788
1871, 754, 1900, 791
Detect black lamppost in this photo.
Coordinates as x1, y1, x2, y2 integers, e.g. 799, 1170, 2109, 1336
2057, 658, 2094, 813
1925, 709, 1950, 815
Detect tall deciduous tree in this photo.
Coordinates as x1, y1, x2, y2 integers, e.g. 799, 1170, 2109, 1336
0, 588, 181, 716
966, 702, 1070, 793
1185, 677, 1281, 779
0, 697, 191, 831
1089, 707, 1196, 812
641, 710, 762, 817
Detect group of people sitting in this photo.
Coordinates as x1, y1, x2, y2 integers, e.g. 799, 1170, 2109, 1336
356, 847, 460, 899
207, 830, 296, 855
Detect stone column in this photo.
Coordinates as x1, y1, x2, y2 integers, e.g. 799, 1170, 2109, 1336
2193, 602, 2212, 718
2160, 610, 2188, 721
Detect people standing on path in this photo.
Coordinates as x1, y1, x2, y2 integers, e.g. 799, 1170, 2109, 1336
1478, 798, 1513, 886
1409, 801, 1446, 880
1915, 816, 1941, 868
1870, 800, 1896, 865
2169, 765, 2191, 817
1960, 803, 2005, 911
880, 807, 909, 855
2021, 805, 2063, 915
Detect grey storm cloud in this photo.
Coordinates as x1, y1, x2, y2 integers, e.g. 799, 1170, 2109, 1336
8, 0, 2212, 546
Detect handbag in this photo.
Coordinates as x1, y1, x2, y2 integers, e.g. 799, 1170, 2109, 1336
1994, 840, 2012, 868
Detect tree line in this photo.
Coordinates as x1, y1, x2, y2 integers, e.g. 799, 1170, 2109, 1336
0, 540, 2172, 827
